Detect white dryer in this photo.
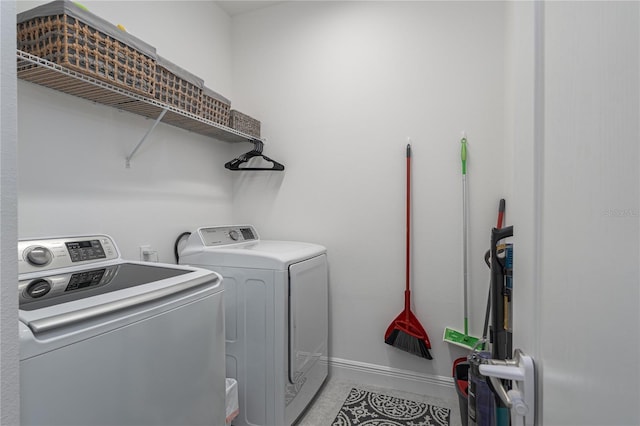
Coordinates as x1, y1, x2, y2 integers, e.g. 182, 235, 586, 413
179, 225, 328, 426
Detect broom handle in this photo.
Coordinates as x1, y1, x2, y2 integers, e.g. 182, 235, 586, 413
405, 144, 412, 312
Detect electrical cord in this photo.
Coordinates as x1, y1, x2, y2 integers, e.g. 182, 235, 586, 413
174, 232, 191, 264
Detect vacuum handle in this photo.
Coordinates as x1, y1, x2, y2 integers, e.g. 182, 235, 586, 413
497, 198, 506, 228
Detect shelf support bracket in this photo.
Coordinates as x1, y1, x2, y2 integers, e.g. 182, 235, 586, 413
125, 107, 169, 168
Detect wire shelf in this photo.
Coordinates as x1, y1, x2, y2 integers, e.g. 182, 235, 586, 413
17, 50, 260, 144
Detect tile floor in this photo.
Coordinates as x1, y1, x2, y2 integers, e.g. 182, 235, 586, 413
296, 377, 464, 426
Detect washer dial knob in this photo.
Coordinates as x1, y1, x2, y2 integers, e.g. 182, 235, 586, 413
229, 230, 240, 241
24, 246, 53, 266
25, 279, 52, 298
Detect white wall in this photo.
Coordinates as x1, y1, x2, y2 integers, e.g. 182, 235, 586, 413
229, 1, 509, 383
1, 1, 19, 424
17, 1, 240, 262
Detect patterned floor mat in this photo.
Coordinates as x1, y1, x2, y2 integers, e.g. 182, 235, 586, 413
331, 387, 450, 426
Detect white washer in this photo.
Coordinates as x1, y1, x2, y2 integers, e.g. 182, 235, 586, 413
19, 235, 226, 426
179, 225, 328, 426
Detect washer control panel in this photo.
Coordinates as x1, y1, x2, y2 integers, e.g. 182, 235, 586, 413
18, 235, 119, 275
19, 265, 119, 307
198, 225, 259, 247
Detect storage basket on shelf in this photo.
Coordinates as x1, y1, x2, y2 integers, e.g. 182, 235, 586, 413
155, 56, 203, 115
199, 86, 231, 126
16, 0, 157, 97
228, 110, 261, 138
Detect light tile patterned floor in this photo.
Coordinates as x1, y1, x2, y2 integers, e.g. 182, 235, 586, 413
296, 377, 463, 426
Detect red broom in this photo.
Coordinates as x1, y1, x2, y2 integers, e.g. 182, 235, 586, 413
384, 143, 432, 359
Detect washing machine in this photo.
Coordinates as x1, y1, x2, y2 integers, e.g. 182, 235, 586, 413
178, 225, 328, 426
19, 234, 226, 426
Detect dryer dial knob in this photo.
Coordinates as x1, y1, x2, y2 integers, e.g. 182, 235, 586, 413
26, 279, 51, 298
229, 230, 240, 241
25, 246, 53, 266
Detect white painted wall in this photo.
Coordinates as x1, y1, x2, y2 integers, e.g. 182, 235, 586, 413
16, 1, 240, 262
1, 1, 20, 424
229, 1, 508, 382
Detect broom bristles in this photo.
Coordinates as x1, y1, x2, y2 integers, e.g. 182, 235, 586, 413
385, 328, 433, 360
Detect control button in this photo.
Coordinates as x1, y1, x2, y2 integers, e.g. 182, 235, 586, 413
24, 246, 53, 266
229, 230, 240, 241
240, 228, 255, 240
26, 279, 51, 298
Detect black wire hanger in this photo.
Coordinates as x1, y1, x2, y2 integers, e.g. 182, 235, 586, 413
224, 139, 285, 171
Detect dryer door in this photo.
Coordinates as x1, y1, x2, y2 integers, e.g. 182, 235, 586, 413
288, 254, 328, 384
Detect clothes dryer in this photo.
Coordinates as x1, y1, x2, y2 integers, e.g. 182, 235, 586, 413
179, 225, 328, 426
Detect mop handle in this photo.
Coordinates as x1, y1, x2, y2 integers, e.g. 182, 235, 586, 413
461, 137, 469, 335
461, 137, 467, 175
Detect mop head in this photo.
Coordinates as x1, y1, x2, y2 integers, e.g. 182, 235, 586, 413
443, 327, 479, 350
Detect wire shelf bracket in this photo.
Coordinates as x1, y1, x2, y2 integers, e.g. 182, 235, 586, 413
125, 107, 169, 168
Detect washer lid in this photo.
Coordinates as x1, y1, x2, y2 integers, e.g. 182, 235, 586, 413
19, 261, 222, 335
19, 262, 195, 311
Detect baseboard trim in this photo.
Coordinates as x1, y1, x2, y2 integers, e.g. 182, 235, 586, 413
326, 357, 455, 400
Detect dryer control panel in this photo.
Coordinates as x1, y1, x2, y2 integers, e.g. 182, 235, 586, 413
18, 235, 119, 274
198, 225, 259, 247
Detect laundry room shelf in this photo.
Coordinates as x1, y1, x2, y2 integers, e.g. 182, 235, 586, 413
16, 50, 261, 145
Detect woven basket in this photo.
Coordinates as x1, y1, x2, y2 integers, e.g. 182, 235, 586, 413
229, 110, 261, 138
17, 0, 156, 97
155, 56, 203, 115
200, 86, 230, 126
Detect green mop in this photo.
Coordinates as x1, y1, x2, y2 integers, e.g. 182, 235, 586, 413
443, 135, 480, 350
